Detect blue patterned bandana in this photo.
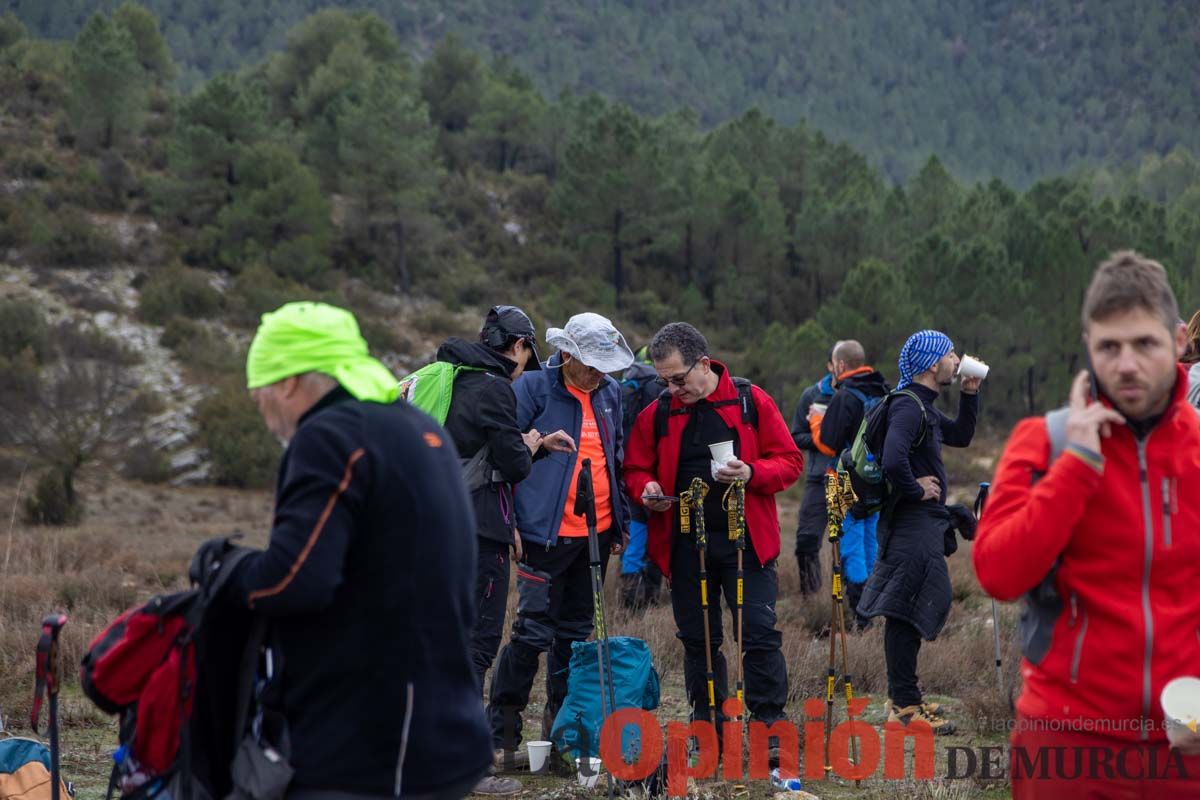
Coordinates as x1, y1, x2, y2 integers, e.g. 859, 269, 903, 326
898, 330, 953, 389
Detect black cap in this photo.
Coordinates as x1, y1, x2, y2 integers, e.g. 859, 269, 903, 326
481, 305, 542, 370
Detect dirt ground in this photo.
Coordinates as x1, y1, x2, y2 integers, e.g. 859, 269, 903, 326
0, 455, 1021, 799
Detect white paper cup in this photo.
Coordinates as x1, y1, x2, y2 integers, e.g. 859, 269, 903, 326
958, 354, 990, 381
708, 440, 735, 465
810, 403, 828, 416
576, 757, 602, 788
527, 741, 552, 774
1162, 677, 1200, 747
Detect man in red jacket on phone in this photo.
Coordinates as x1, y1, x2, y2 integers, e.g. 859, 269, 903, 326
624, 322, 803, 730
975, 251, 1200, 798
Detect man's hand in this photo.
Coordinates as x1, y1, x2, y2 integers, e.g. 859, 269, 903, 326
1066, 370, 1125, 454
642, 481, 672, 513
961, 375, 983, 395
916, 475, 941, 501
611, 529, 629, 555
522, 429, 542, 454
541, 430, 577, 454
511, 528, 523, 562
715, 458, 752, 484
1168, 724, 1200, 756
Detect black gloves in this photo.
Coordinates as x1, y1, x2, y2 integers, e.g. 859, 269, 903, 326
943, 503, 977, 557
189, 533, 245, 591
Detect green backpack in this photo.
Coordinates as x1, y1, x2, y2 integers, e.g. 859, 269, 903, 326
398, 361, 497, 491
840, 388, 927, 513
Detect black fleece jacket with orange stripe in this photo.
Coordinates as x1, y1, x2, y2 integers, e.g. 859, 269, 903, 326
230, 387, 492, 795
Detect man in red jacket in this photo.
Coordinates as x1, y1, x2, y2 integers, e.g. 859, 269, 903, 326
975, 251, 1200, 798
624, 322, 803, 729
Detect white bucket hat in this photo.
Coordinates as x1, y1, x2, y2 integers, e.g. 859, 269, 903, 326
546, 312, 635, 374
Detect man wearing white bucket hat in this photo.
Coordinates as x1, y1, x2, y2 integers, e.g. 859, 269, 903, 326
487, 312, 634, 765
977, 251, 1200, 797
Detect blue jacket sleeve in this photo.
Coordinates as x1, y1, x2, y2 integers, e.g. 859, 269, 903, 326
233, 417, 364, 615
882, 395, 925, 501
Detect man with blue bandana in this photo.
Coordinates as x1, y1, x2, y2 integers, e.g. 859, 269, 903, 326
857, 329, 983, 735
193, 301, 492, 800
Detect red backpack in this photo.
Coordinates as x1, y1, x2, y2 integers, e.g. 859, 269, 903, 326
81, 550, 252, 799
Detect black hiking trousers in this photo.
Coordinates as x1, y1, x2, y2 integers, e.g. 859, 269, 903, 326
472, 537, 512, 696
669, 530, 788, 725
487, 529, 613, 749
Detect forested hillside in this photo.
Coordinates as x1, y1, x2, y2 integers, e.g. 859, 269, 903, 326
1, 4, 1199, 514
11, 0, 1199, 185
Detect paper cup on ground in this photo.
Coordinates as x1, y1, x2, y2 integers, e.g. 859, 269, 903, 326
576, 757, 602, 788
1162, 677, 1200, 748
708, 440, 735, 465
958, 354, 990, 381
527, 741, 552, 774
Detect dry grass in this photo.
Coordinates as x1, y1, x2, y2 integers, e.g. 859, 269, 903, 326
0, 465, 1021, 799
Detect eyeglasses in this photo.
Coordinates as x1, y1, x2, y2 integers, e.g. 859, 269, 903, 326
659, 359, 701, 388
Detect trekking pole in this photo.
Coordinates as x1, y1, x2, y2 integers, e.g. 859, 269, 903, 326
32, 612, 68, 800
723, 479, 747, 723
681, 477, 716, 728
975, 482, 1004, 699
575, 460, 616, 800
822, 471, 860, 785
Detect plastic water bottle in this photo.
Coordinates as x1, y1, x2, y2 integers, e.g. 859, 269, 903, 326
770, 768, 803, 791
863, 452, 881, 481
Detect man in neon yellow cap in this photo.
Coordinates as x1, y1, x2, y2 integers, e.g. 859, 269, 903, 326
198, 301, 492, 799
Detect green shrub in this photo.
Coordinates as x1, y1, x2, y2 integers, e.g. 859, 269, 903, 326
138, 266, 224, 324
160, 316, 239, 374
29, 207, 121, 268
52, 321, 141, 365
23, 467, 82, 526
226, 263, 335, 329
0, 298, 48, 362
121, 442, 172, 484
197, 385, 279, 488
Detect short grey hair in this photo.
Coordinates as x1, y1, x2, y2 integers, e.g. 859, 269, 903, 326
649, 322, 708, 365
832, 340, 866, 369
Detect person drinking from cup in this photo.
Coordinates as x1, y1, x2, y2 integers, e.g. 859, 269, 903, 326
975, 251, 1200, 798
856, 328, 982, 735
623, 322, 803, 731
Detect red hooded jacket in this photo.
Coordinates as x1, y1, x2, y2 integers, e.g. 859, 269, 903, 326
623, 362, 804, 577
974, 365, 1200, 742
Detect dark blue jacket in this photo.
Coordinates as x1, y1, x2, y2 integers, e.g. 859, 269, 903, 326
231, 388, 491, 795
791, 373, 835, 480
513, 354, 630, 546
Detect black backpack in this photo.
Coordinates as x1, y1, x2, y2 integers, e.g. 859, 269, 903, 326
652, 378, 758, 442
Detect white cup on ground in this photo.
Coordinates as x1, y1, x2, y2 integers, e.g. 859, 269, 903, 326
957, 354, 990, 381
527, 741, 552, 774
708, 440, 735, 465
1162, 677, 1200, 749
576, 757, 602, 788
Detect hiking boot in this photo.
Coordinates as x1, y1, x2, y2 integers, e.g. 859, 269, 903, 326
885, 697, 945, 717
493, 749, 529, 773
472, 774, 522, 796
887, 703, 955, 735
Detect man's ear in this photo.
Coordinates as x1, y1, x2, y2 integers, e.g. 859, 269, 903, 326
280, 374, 303, 398
1175, 321, 1188, 354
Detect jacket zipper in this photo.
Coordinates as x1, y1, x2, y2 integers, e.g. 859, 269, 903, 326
1162, 477, 1173, 548
393, 681, 415, 796
1137, 438, 1154, 742
1069, 592, 1088, 684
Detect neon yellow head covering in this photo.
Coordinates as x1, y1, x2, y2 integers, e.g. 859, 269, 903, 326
246, 301, 399, 404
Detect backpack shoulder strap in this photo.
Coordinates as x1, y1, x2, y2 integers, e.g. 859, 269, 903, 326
731, 377, 757, 428
844, 386, 868, 405
653, 390, 672, 442
891, 388, 929, 447
1045, 406, 1070, 466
